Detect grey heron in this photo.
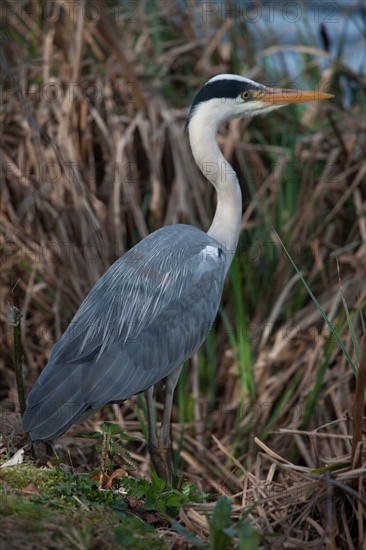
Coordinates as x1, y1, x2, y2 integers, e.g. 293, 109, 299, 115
22, 75, 332, 482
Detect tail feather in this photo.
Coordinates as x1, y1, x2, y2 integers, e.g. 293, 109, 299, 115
22, 362, 89, 441
23, 399, 89, 441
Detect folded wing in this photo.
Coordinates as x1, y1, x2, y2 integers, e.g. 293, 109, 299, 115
22, 225, 226, 441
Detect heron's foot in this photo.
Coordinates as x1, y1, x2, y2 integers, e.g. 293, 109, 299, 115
148, 441, 172, 485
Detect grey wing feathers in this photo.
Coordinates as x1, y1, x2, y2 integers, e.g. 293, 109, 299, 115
22, 225, 226, 441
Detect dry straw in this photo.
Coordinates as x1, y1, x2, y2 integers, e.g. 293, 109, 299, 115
1, 1, 365, 547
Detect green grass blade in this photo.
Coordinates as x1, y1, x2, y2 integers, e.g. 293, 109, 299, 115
337, 273, 362, 363
273, 228, 357, 377
230, 256, 255, 399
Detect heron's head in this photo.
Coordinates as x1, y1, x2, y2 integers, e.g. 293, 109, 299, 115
185, 74, 333, 132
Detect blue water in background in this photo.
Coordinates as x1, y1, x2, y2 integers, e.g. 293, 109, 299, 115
196, 0, 365, 75
249, 1, 364, 73
188, 0, 365, 105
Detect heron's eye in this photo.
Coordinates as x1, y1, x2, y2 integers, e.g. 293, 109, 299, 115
241, 90, 250, 101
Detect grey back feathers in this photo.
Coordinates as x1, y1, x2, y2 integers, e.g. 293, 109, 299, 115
22, 225, 226, 441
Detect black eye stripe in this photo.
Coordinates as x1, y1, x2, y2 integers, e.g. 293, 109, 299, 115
192, 80, 259, 106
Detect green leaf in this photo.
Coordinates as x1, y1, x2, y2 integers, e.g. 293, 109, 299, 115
122, 477, 150, 499
100, 422, 141, 441
172, 521, 207, 548
209, 497, 233, 550
75, 431, 102, 439
150, 470, 166, 492
235, 519, 261, 550
108, 441, 129, 455
211, 497, 232, 529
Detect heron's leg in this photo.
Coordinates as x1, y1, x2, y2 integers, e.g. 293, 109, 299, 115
145, 385, 157, 447
145, 367, 182, 483
145, 384, 169, 480
145, 385, 162, 474
156, 365, 183, 483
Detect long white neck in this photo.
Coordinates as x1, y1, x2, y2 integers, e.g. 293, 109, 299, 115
188, 115, 242, 274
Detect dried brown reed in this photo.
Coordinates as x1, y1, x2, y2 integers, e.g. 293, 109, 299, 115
1, 1, 365, 547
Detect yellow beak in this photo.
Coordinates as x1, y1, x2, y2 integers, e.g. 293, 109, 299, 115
259, 87, 334, 105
